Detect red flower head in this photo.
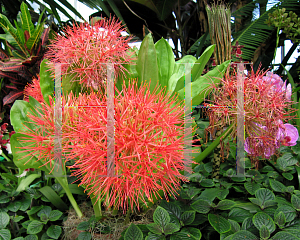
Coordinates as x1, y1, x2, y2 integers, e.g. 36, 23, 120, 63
64, 80, 197, 212
204, 67, 298, 160
45, 16, 134, 89
23, 75, 44, 103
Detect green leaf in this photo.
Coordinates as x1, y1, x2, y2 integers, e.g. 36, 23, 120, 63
24, 235, 38, 240
275, 211, 286, 227
146, 233, 166, 240
191, 199, 211, 214
163, 223, 180, 235
255, 188, 275, 205
0, 212, 9, 229
124, 223, 143, 240
37, 206, 51, 217
27, 206, 43, 215
229, 230, 258, 240
10, 100, 37, 133
20, 2, 34, 36
160, 200, 181, 220
27, 220, 44, 234
244, 182, 260, 195
228, 219, 240, 233
191, 45, 215, 81
216, 200, 236, 210
200, 179, 214, 187
208, 214, 231, 234
259, 225, 270, 239
39, 59, 54, 106
271, 231, 300, 240
274, 205, 296, 222
177, 60, 231, 106
48, 210, 63, 221
181, 211, 196, 226
46, 225, 61, 239
147, 223, 163, 235
12, 216, 25, 223
7, 201, 21, 212
292, 195, 300, 210
155, 38, 175, 89
39, 186, 68, 211
252, 212, 275, 233
26, 23, 44, 52
77, 221, 90, 231
77, 232, 91, 240
277, 153, 298, 170
167, 55, 197, 95
153, 206, 170, 229
283, 172, 293, 180
0, 229, 11, 240
228, 208, 253, 223
16, 174, 41, 192
136, 33, 159, 93
270, 179, 287, 193
181, 227, 202, 240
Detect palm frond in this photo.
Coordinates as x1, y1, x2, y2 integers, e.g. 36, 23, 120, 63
232, 0, 300, 62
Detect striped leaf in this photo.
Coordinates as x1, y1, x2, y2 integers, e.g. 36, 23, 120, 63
20, 2, 34, 36
3, 91, 23, 105
26, 23, 44, 52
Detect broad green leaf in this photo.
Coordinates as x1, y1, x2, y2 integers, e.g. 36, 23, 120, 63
255, 188, 275, 205
228, 208, 253, 223
283, 229, 300, 238
7, 201, 21, 212
77, 221, 90, 231
46, 225, 61, 239
27, 206, 43, 215
153, 207, 170, 229
39, 59, 54, 105
167, 55, 196, 94
27, 220, 44, 234
216, 200, 236, 210
10, 133, 47, 171
136, 33, 159, 93
77, 232, 91, 240
26, 23, 45, 52
283, 172, 293, 180
277, 153, 298, 170
275, 211, 286, 227
147, 223, 163, 235
229, 230, 258, 240
191, 199, 211, 214
274, 205, 296, 222
291, 195, 300, 210
48, 210, 63, 221
39, 186, 68, 211
16, 174, 40, 192
0, 229, 10, 240
244, 182, 260, 195
271, 231, 300, 240
146, 233, 166, 240
10, 100, 37, 133
37, 206, 51, 218
163, 223, 180, 235
155, 38, 175, 89
252, 212, 275, 233
14, 19, 25, 45
208, 214, 231, 234
20, 2, 34, 36
259, 225, 270, 240
228, 219, 240, 233
191, 45, 215, 81
0, 212, 9, 229
124, 223, 143, 240
181, 211, 196, 226
270, 179, 287, 193
181, 227, 202, 240
177, 60, 231, 106
24, 235, 38, 240
160, 200, 181, 220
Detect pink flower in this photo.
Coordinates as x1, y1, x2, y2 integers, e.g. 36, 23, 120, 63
276, 120, 299, 146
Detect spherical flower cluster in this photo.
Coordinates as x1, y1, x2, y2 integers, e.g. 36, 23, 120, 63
203, 68, 298, 160
45, 17, 133, 89
18, 78, 196, 212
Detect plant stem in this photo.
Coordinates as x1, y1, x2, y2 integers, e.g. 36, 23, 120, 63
124, 208, 131, 225
91, 194, 102, 218
56, 177, 83, 218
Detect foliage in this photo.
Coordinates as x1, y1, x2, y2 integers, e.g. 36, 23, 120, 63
120, 136, 300, 239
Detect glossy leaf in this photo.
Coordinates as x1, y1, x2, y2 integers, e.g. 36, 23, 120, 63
0, 212, 9, 229
208, 214, 231, 234
46, 225, 62, 239
26, 23, 45, 52
124, 223, 143, 240
136, 33, 159, 93
155, 38, 174, 89
39, 59, 54, 105
20, 2, 34, 36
